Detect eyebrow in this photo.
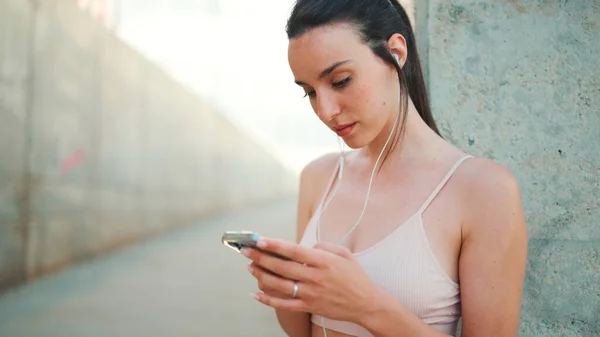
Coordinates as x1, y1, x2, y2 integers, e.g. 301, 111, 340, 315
294, 60, 352, 86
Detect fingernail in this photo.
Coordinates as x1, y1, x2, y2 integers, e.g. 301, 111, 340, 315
250, 293, 260, 301
240, 248, 250, 257
247, 265, 254, 274
256, 240, 267, 248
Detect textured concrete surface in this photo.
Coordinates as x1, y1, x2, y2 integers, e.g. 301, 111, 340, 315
0, 0, 296, 292
0, 0, 33, 293
0, 196, 297, 337
419, 0, 600, 335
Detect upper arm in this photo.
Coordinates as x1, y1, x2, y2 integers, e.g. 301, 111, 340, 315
295, 164, 314, 243
295, 153, 340, 243
458, 159, 528, 337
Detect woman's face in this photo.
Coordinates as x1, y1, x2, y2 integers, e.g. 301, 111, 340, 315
288, 23, 401, 149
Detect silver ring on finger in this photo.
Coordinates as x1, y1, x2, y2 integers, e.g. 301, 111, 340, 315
291, 281, 299, 298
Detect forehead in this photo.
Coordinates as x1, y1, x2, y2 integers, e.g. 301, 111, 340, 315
287, 23, 368, 73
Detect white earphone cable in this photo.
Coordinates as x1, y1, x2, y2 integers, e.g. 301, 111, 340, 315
316, 55, 402, 336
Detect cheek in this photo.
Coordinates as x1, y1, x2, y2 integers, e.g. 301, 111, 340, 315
350, 82, 388, 120
349, 83, 375, 111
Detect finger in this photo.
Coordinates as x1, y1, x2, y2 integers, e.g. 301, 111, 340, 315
313, 241, 353, 258
261, 289, 291, 299
251, 264, 290, 298
248, 263, 298, 298
251, 292, 308, 312
254, 238, 329, 267
244, 248, 317, 283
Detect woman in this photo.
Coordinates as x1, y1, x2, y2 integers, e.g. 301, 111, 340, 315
241, 0, 528, 336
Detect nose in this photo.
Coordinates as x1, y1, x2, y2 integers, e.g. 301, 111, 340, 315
314, 93, 341, 123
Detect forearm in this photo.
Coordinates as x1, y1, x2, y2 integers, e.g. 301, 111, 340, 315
359, 290, 452, 337
275, 309, 312, 337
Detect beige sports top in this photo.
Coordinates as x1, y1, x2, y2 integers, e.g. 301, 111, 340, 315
299, 155, 473, 336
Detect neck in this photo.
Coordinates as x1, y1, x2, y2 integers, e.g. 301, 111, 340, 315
360, 98, 444, 168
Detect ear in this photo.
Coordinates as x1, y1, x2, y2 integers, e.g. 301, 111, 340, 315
387, 33, 408, 68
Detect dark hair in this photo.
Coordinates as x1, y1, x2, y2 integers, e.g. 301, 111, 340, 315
286, 0, 441, 165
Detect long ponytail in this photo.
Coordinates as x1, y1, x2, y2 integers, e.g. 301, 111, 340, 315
388, 0, 441, 136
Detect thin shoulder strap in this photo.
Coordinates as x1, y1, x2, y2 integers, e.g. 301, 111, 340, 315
314, 156, 342, 212
417, 155, 473, 215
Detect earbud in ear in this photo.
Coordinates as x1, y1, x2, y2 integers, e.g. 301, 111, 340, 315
393, 54, 400, 65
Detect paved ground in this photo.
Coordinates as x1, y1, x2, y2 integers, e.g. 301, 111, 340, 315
0, 197, 298, 337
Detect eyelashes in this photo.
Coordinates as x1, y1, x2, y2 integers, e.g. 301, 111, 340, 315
332, 76, 351, 88
303, 77, 352, 99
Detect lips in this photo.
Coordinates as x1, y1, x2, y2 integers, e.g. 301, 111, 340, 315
333, 122, 356, 137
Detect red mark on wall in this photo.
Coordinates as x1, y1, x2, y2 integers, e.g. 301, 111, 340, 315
76, 0, 115, 28
60, 149, 86, 176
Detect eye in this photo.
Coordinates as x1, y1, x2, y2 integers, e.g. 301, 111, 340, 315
303, 90, 316, 99
332, 77, 351, 88
302, 77, 351, 99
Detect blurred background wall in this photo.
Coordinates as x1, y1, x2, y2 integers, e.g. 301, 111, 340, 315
0, 0, 296, 292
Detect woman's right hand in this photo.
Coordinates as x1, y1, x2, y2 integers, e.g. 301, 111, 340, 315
248, 257, 298, 300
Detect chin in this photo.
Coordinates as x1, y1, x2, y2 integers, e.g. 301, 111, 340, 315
340, 135, 368, 149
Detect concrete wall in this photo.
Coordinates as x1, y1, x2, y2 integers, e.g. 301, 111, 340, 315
0, 0, 296, 292
416, 0, 599, 335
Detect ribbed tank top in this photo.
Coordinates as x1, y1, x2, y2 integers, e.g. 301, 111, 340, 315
299, 155, 473, 336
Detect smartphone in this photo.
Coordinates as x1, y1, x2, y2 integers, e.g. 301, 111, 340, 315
221, 231, 290, 260
221, 231, 262, 253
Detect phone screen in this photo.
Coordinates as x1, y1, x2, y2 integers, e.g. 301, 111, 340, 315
221, 231, 290, 260
221, 231, 261, 252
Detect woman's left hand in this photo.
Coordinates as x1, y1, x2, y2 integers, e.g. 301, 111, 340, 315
242, 238, 380, 324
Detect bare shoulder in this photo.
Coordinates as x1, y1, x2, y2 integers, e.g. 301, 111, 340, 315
455, 156, 520, 194
300, 151, 341, 178
299, 151, 341, 208
453, 156, 524, 235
